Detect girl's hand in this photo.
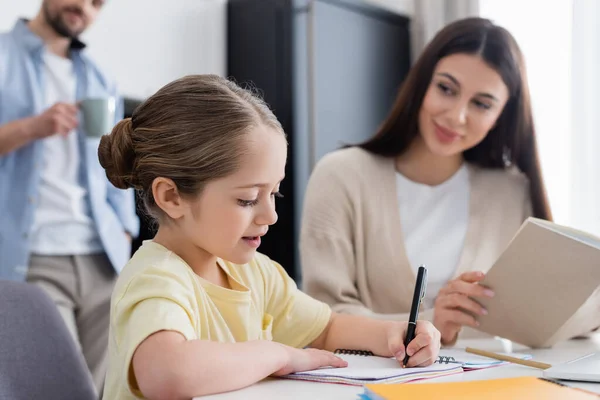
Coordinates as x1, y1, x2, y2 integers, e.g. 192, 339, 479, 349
387, 320, 441, 367
271, 345, 348, 376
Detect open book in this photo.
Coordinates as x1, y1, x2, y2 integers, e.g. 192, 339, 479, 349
281, 352, 462, 386
477, 218, 600, 348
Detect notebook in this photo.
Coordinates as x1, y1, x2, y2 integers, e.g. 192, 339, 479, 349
281, 350, 463, 386
436, 348, 532, 370
543, 352, 600, 382
362, 377, 599, 399
476, 217, 600, 348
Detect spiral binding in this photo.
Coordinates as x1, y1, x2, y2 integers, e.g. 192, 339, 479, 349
334, 350, 459, 365
334, 349, 374, 356
436, 356, 457, 364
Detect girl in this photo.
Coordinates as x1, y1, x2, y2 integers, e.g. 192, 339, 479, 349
98, 75, 441, 399
300, 18, 552, 347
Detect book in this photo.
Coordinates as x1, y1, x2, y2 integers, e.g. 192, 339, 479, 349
281, 351, 462, 386
476, 218, 600, 348
362, 376, 599, 399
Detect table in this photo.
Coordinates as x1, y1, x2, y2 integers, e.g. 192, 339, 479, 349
198, 334, 600, 399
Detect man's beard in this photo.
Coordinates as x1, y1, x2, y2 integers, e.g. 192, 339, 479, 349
43, 2, 84, 39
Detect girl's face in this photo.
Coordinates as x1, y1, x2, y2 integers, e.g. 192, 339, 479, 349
179, 125, 287, 265
418, 53, 510, 157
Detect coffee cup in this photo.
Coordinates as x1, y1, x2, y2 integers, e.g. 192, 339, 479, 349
79, 97, 116, 137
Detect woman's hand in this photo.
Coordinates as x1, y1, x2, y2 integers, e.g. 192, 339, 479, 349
433, 271, 495, 345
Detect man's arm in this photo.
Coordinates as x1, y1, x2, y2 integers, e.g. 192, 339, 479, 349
0, 117, 37, 155
0, 103, 78, 155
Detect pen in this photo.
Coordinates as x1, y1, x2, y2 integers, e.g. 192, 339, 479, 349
403, 265, 428, 367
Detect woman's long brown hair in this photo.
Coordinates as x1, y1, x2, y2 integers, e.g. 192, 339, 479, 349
358, 18, 551, 220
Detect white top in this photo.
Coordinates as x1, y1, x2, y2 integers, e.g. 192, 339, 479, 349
396, 164, 470, 308
29, 51, 103, 255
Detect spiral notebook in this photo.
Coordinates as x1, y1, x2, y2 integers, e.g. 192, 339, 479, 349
281, 350, 463, 386
435, 349, 533, 370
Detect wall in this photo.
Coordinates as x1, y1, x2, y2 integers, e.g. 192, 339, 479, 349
364, 0, 413, 16
480, 0, 573, 225
0, 0, 227, 99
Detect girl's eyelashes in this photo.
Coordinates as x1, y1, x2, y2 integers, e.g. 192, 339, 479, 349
238, 192, 283, 207
238, 198, 259, 207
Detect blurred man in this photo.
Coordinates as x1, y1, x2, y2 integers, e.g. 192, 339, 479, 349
0, 0, 139, 392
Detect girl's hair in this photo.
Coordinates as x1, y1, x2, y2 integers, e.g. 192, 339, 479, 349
357, 17, 552, 220
98, 74, 284, 219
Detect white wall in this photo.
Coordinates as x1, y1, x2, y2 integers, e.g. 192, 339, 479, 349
0, 0, 227, 99
480, 0, 573, 226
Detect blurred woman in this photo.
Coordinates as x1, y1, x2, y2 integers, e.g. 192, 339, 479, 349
300, 17, 551, 346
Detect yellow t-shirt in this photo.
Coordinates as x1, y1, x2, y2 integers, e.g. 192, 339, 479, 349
103, 241, 331, 400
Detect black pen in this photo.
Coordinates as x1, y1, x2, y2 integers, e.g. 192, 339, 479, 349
403, 265, 428, 367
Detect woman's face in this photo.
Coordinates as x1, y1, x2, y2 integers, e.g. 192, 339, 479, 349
418, 53, 510, 157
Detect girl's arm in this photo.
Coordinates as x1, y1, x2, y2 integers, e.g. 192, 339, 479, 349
132, 331, 347, 399
310, 313, 441, 367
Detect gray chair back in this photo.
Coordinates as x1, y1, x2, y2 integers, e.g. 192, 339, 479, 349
0, 280, 97, 400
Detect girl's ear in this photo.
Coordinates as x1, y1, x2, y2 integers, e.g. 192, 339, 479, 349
152, 177, 185, 220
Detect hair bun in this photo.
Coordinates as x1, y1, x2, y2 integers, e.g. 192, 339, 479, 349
98, 118, 137, 189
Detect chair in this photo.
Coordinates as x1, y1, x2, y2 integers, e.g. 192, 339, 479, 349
0, 280, 97, 400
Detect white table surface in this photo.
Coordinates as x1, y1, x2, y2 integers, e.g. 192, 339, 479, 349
197, 334, 600, 399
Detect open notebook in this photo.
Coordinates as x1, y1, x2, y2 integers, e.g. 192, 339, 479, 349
436, 349, 532, 370
281, 351, 463, 386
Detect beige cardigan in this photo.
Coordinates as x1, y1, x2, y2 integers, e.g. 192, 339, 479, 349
300, 147, 532, 337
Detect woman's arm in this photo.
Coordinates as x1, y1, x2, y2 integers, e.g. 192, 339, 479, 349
133, 331, 347, 399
